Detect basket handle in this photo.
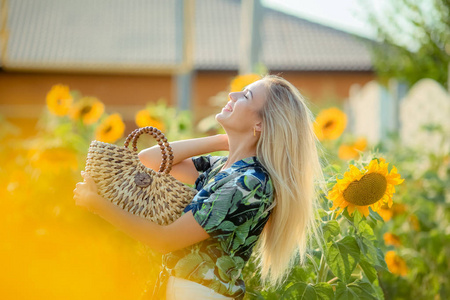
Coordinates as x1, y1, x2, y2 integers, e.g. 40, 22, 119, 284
123, 127, 174, 174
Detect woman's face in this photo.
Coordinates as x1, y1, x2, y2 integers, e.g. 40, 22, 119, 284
216, 79, 267, 135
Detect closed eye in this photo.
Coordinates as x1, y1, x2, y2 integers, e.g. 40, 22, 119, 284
243, 89, 251, 100
244, 89, 253, 99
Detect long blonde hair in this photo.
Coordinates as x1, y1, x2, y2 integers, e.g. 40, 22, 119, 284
254, 75, 327, 287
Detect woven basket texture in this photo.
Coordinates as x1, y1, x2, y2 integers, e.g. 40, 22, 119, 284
85, 140, 198, 225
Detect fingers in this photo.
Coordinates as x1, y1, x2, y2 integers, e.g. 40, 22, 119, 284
73, 182, 83, 194
84, 175, 94, 185
73, 182, 87, 207
73, 181, 85, 197
80, 171, 98, 193
73, 186, 80, 202
81, 171, 93, 181
74, 173, 92, 208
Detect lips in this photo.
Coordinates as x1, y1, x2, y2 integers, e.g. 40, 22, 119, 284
224, 103, 233, 111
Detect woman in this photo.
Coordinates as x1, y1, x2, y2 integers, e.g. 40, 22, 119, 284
74, 75, 325, 300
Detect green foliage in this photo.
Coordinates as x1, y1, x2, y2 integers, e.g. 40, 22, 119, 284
4, 79, 449, 299
326, 236, 360, 283
243, 132, 449, 299
362, 0, 450, 88
374, 135, 450, 299
243, 189, 387, 299
144, 98, 195, 141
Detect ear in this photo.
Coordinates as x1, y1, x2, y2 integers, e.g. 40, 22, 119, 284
255, 121, 263, 133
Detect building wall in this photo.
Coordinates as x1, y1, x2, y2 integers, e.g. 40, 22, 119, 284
0, 71, 173, 135
0, 70, 375, 135
0, 71, 173, 106
193, 70, 376, 122
274, 71, 375, 102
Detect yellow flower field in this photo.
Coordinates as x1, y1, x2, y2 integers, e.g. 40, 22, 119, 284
1, 79, 449, 300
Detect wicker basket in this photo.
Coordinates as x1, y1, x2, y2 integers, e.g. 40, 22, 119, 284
85, 126, 198, 225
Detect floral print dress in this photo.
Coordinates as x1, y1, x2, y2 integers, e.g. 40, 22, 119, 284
154, 155, 274, 300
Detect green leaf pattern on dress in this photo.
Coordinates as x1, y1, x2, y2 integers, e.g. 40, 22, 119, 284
160, 155, 274, 300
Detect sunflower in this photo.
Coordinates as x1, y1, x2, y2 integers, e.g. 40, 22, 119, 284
29, 147, 78, 172
46, 84, 73, 116
230, 73, 261, 92
385, 251, 408, 276
378, 202, 406, 221
326, 158, 405, 217
313, 107, 347, 141
383, 232, 402, 247
135, 109, 165, 131
69, 97, 105, 125
95, 113, 125, 143
338, 137, 367, 160
377, 208, 393, 222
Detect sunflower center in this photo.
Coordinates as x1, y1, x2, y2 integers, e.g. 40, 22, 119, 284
103, 125, 113, 134
342, 173, 387, 206
80, 105, 92, 116
323, 121, 334, 129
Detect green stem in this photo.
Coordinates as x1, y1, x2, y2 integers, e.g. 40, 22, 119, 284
327, 277, 338, 284
306, 253, 319, 274
315, 210, 334, 284
316, 253, 328, 283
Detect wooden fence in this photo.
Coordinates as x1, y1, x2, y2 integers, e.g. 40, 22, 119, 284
344, 78, 450, 153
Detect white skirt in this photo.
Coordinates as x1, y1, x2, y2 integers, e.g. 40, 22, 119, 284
166, 276, 234, 300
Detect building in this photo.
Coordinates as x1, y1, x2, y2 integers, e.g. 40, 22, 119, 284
0, 0, 375, 131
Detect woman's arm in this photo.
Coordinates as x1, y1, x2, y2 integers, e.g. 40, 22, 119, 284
138, 134, 229, 185
138, 134, 228, 170
74, 172, 209, 254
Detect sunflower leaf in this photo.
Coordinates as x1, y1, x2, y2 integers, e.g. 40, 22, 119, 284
375, 248, 388, 271
313, 282, 335, 300
336, 280, 380, 300
323, 164, 341, 175
353, 210, 362, 225
288, 265, 311, 282
322, 220, 341, 242
316, 208, 328, 219
326, 236, 360, 283
335, 281, 359, 300
281, 282, 316, 300
359, 258, 378, 283
356, 224, 378, 265
346, 281, 379, 300
368, 206, 385, 222
357, 221, 376, 241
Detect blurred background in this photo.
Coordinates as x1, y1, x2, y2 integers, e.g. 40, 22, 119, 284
0, 0, 449, 299
0, 0, 379, 132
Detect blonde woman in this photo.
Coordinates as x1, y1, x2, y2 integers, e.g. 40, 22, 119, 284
74, 75, 325, 300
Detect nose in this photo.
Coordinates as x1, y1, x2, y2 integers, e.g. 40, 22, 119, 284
228, 92, 238, 102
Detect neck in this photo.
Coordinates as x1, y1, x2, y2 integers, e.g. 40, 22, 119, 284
221, 131, 258, 170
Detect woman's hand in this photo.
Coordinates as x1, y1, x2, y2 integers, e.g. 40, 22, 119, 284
73, 171, 104, 215
73, 174, 209, 254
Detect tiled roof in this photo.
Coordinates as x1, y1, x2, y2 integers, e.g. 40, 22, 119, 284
260, 10, 373, 71
2, 0, 373, 72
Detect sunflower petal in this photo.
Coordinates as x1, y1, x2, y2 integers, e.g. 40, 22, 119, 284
359, 206, 370, 217
347, 204, 356, 215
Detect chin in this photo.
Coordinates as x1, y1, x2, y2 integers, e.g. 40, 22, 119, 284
215, 113, 230, 129
215, 112, 225, 121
